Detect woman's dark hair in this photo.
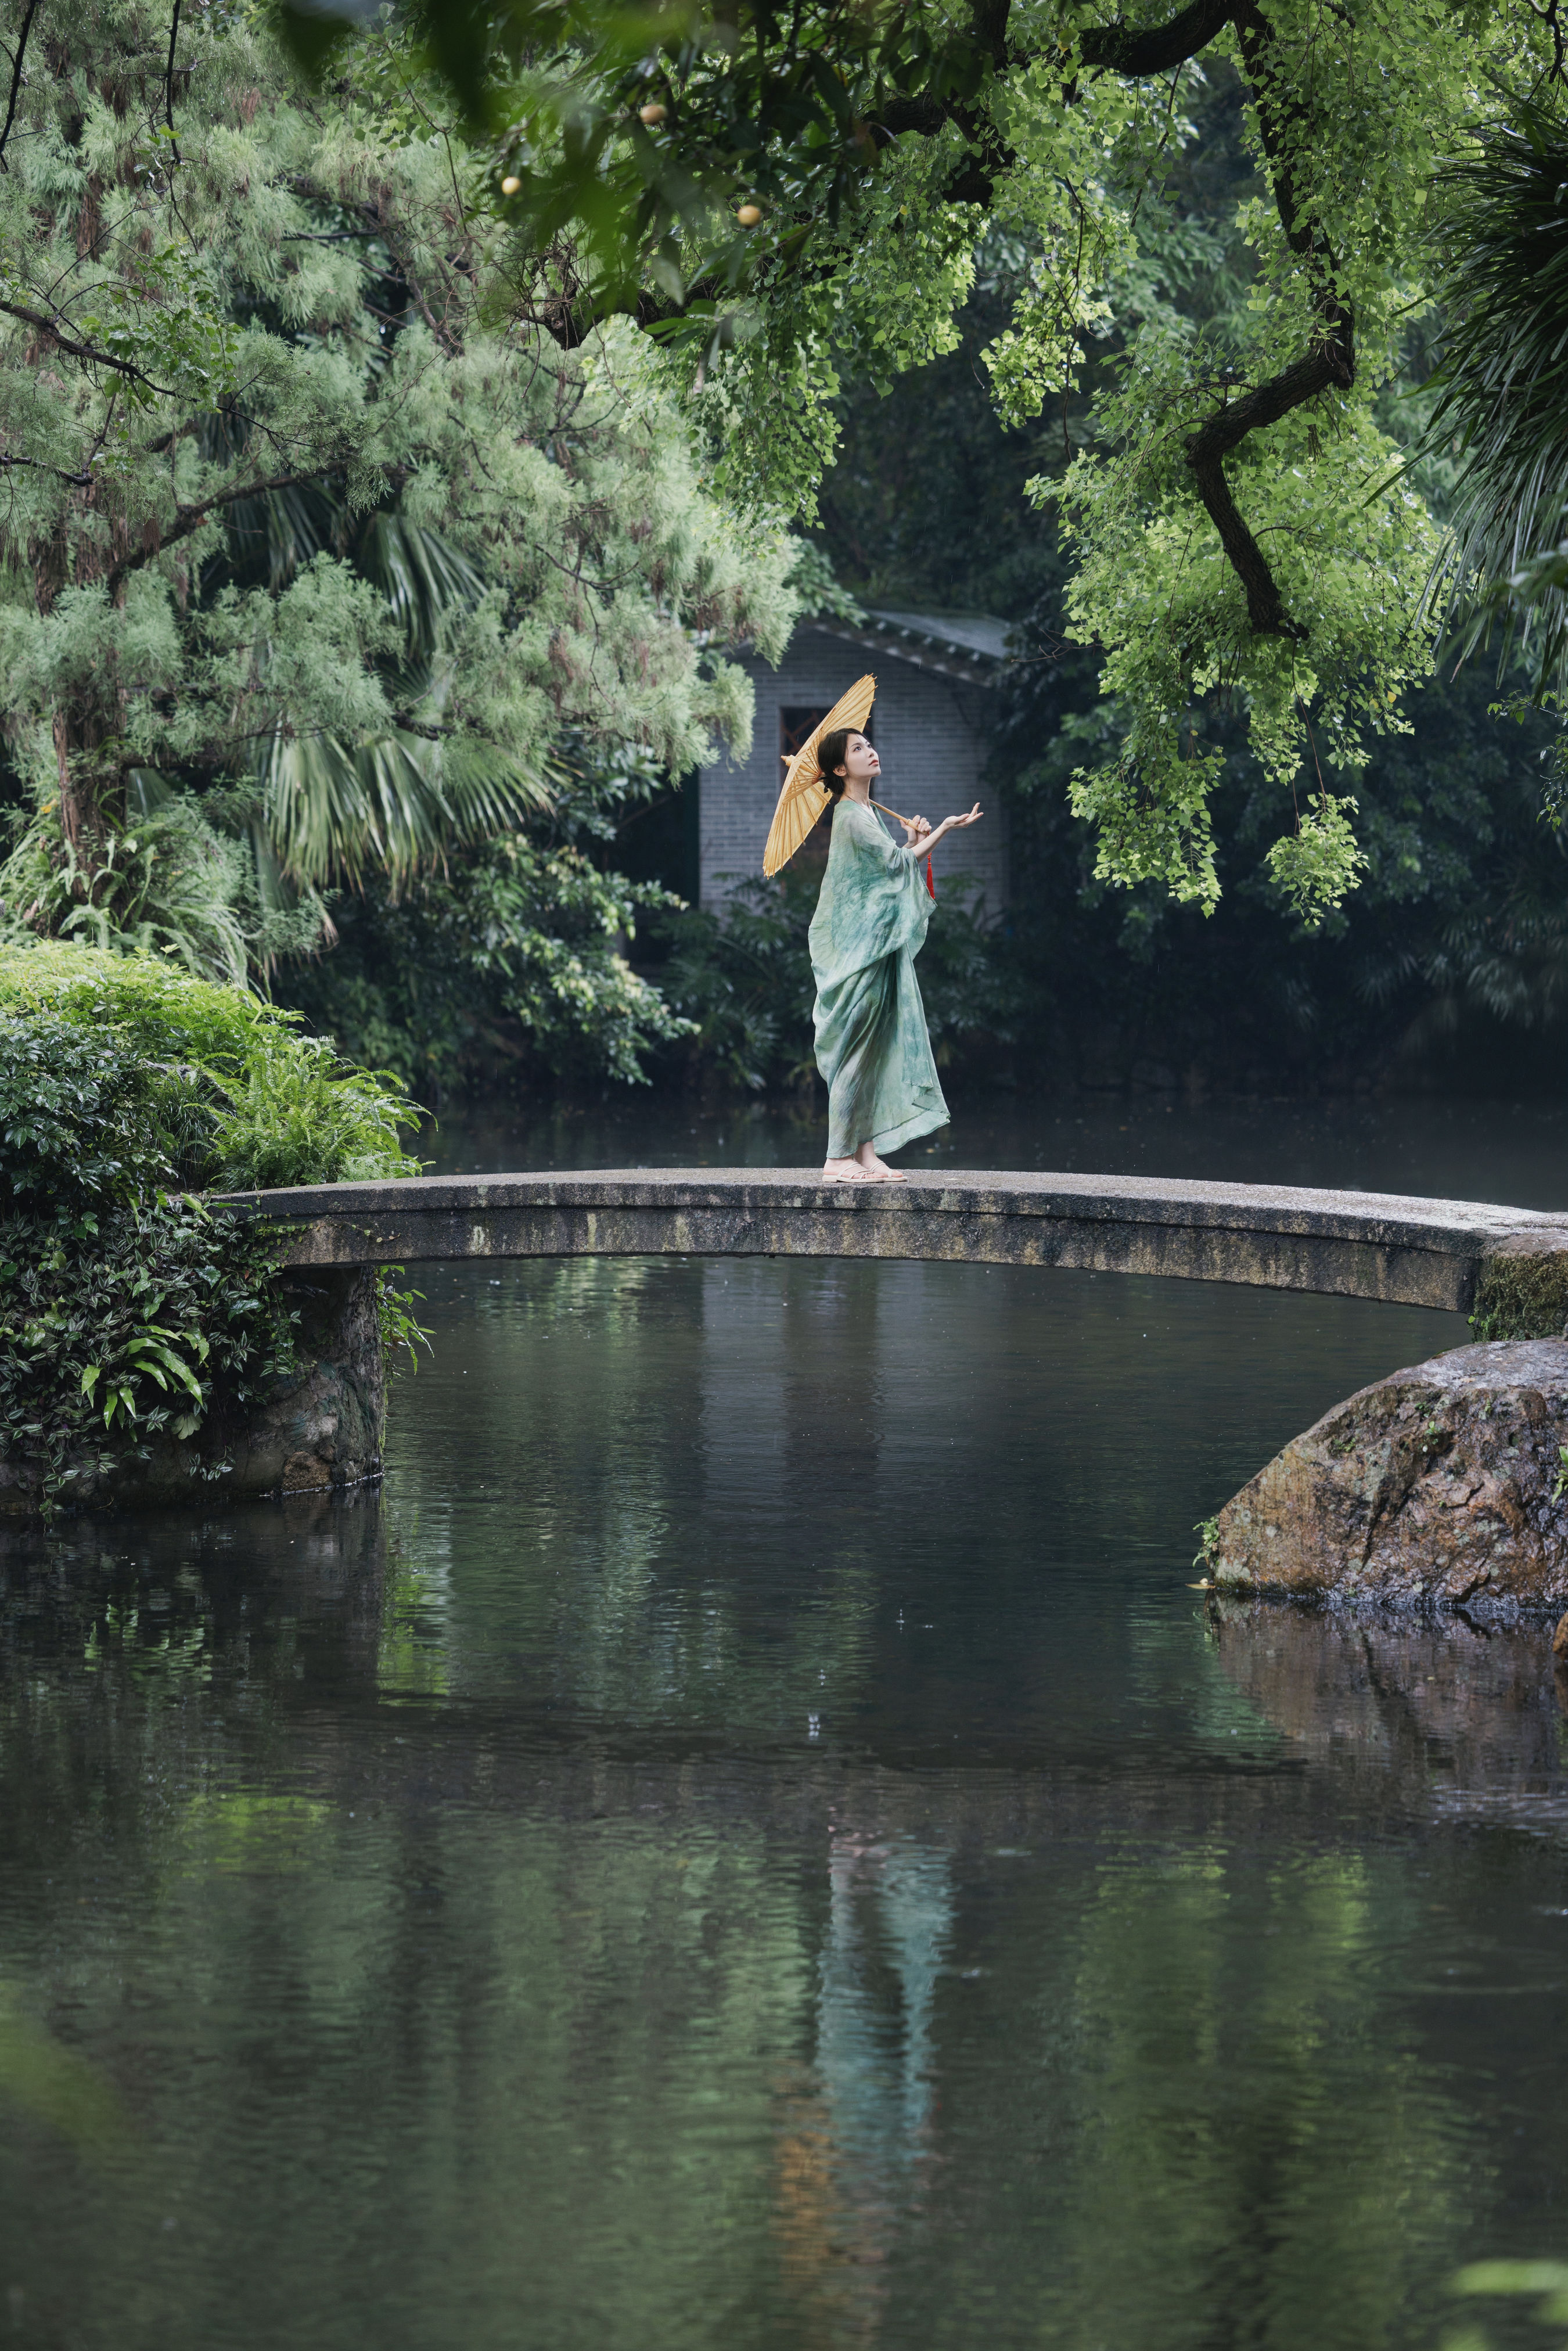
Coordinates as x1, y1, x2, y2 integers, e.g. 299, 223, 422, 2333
817, 728, 854, 798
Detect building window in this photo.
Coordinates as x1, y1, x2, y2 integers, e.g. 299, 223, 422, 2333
779, 706, 873, 761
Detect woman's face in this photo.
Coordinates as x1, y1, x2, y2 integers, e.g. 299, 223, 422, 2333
833, 732, 880, 790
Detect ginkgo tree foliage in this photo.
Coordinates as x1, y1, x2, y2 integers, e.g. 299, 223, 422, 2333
0, 0, 795, 1044
283, 0, 1554, 923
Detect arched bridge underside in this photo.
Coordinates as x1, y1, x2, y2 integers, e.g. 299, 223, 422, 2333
217, 1169, 1568, 1318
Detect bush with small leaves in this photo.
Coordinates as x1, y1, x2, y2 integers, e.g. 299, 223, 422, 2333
0, 943, 425, 1515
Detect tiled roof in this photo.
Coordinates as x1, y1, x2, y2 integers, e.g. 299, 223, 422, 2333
803, 606, 1012, 685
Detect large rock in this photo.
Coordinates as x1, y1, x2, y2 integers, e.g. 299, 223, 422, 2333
0, 1267, 384, 1516
1208, 1339, 1568, 1611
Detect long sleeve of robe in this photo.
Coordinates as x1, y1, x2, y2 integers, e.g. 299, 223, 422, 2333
808, 797, 950, 1160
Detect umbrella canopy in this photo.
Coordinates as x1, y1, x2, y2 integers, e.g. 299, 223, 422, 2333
761, 673, 876, 878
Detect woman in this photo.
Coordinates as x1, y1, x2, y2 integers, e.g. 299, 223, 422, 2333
809, 728, 982, 1184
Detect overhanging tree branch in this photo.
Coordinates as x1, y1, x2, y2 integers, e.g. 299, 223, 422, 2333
0, 0, 38, 173
510, 0, 1360, 644
1183, 351, 1344, 637
103, 463, 352, 589
0, 296, 177, 394
1179, 1, 1354, 635
1083, 0, 1355, 638
1079, 0, 1232, 76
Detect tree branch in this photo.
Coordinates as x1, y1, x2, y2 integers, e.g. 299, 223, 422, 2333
0, 0, 39, 173
1184, 351, 1346, 636
0, 451, 98, 485
103, 463, 350, 589
0, 296, 176, 393
1078, 0, 1233, 77
1172, 0, 1354, 637
164, 0, 182, 166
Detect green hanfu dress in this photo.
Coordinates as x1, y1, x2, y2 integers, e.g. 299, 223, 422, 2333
809, 796, 951, 1159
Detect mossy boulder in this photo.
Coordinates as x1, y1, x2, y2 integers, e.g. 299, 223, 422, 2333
1208, 1339, 1568, 1612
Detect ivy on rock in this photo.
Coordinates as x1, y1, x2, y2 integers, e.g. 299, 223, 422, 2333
0, 944, 422, 1515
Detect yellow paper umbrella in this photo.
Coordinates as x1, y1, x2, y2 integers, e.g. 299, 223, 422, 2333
762, 673, 876, 878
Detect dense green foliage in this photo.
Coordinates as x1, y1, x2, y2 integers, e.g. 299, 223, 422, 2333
0, 0, 793, 1063
281, 0, 1566, 926
777, 71, 1568, 1093
1421, 87, 1568, 839
277, 740, 699, 1094
0, 943, 418, 1187
0, 944, 419, 1513
0, 1018, 296, 1513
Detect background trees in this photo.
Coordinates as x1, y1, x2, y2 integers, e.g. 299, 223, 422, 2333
310, 0, 1560, 926
2, 0, 1562, 1098
0, 0, 794, 1074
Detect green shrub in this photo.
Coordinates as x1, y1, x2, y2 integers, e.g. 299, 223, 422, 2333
0, 1015, 197, 1204
0, 1016, 300, 1514
0, 941, 420, 1187
275, 837, 693, 1100
0, 799, 252, 987
0, 944, 424, 1515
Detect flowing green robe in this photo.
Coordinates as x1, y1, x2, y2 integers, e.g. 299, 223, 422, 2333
809, 797, 950, 1159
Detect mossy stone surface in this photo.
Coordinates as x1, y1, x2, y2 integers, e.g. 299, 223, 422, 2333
1472, 1242, 1568, 1341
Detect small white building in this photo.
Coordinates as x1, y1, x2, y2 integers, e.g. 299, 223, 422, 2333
697, 608, 1010, 914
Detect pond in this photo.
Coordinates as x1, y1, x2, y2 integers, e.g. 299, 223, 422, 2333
1, 1093, 1567, 2351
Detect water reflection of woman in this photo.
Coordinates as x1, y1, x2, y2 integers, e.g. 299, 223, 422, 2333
808, 728, 983, 1184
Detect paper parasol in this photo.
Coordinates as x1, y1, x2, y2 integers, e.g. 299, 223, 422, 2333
762, 673, 876, 878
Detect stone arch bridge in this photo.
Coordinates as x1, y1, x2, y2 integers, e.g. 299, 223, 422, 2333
221, 1169, 1568, 1328
41, 1167, 1550, 1520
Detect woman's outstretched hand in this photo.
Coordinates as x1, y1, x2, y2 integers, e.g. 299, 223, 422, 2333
911, 804, 983, 854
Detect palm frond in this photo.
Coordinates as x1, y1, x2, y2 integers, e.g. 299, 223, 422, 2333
1425, 96, 1568, 686
216, 485, 539, 908
221, 481, 341, 592
357, 513, 487, 659
256, 727, 554, 894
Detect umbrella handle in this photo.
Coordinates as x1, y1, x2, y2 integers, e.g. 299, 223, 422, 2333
872, 803, 936, 901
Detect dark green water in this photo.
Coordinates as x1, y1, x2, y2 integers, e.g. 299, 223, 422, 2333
3, 1097, 1568, 2351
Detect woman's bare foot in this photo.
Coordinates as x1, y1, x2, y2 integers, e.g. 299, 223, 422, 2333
822, 1144, 907, 1183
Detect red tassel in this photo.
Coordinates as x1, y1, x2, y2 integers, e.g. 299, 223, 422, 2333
926, 855, 936, 900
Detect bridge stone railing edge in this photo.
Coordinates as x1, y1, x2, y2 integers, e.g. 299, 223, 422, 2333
209, 1170, 1568, 1328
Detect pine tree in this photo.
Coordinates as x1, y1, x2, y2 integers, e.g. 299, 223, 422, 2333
0, 0, 794, 1040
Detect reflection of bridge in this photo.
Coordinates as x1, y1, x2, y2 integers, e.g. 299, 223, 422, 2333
219, 1170, 1568, 1319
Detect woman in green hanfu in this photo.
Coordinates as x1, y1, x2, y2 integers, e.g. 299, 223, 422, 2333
807, 726, 982, 1184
